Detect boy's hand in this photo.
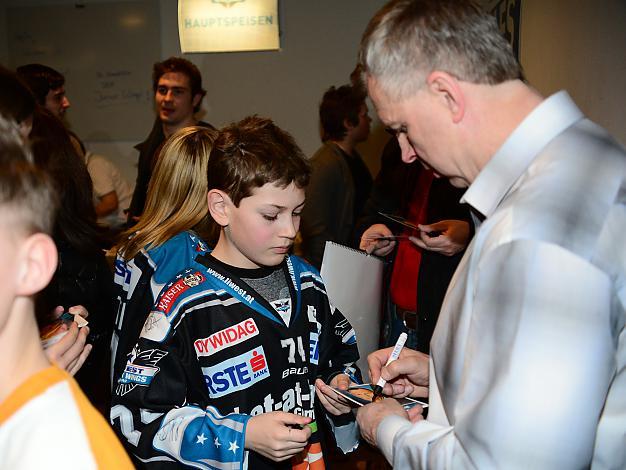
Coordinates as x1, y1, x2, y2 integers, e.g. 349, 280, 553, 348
245, 411, 312, 462
314, 374, 353, 415
43, 305, 92, 375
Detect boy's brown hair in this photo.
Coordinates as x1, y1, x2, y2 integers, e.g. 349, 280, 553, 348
208, 115, 310, 206
0, 113, 56, 235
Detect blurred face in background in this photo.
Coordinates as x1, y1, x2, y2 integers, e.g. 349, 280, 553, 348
155, 72, 201, 128
45, 86, 70, 118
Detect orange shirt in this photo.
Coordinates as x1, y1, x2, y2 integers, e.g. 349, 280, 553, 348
0, 366, 133, 469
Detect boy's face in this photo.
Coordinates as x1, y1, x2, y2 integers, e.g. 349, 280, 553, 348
217, 182, 305, 269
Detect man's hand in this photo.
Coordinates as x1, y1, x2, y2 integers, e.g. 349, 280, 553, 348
43, 305, 91, 375
356, 399, 420, 446
315, 374, 354, 415
410, 219, 470, 256
360, 223, 396, 256
368, 347, 429, 399
245, 411, 312, 462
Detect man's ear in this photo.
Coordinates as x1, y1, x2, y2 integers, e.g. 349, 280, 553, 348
16, 233, 58, 297
191, 93, 202, 110
426, 71, 465, 124
343, 117, 355, 132
207, 189, 230, 227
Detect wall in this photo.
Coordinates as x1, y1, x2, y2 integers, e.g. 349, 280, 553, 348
0, 0, 389, 186
521, 0, 626, 146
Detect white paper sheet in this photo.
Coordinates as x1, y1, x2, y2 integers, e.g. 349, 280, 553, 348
321, 241, 384, 375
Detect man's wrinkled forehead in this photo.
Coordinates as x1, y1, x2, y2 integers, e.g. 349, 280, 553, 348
366, 75, 395, 125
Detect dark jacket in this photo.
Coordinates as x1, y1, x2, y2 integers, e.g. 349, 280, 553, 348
127, 119, 214, 222
354, 138, 474, 353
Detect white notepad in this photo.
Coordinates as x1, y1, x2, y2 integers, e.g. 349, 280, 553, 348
320, 241, 384, 375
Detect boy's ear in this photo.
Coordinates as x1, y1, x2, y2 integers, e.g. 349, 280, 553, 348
16, 233, 58, 297
207, 189, 230, 227
426, 71, 465, 124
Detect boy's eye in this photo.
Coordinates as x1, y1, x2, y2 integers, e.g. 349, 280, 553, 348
292, 211, 302, 218
262, 214, 278, 221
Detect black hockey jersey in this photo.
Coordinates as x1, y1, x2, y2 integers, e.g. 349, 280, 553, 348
111, 231, 210, 384
110, 253, 360, 469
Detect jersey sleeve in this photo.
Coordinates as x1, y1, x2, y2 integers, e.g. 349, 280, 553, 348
110, 270, 251, 468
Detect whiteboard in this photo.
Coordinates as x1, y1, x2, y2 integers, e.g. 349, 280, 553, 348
7, 1, 160, 141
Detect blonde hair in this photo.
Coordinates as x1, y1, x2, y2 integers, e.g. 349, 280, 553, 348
117, 126, 217, 260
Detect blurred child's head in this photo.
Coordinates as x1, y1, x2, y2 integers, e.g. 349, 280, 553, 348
118, 125, 218, 259
207, 116, 310, 268
0, 113, 58, 315
0, 114, 56, 236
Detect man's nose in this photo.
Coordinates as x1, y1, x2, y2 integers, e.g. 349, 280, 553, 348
398, 134, 417, 163
63, 96, 70, 109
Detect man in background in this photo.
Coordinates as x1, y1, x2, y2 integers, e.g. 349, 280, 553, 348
17, 63, 83, 154
126, 57, 214, 223
299, 84, 372, 269
17, 63, 71, 119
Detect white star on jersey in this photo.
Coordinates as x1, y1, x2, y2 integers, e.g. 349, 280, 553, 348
228, 441, 239, 454
196, 433, 207, 445
214, 437, 221, 448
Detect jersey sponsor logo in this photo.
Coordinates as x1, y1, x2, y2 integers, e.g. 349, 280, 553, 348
114, 258, 131, 286
116, 347, 168, 396
246, 382, 316, 418
204, 267, 254, 304
156, 271, 205, 314
119, 363, 158, 385
194, 318, 259, 357
282, 366, 308, 379
202, 346, 270, 398
309, 332, 319, 365
272, 298, 290, 313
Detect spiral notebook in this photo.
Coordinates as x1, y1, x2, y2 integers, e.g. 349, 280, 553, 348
320, 241, 384, 374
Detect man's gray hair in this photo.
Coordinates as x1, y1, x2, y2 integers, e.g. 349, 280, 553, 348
359, 0, 521, 101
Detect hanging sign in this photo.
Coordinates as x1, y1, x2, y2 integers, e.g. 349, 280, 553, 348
178, 0, 280, 53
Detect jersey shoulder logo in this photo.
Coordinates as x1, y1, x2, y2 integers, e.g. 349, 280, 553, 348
116, 346, 168, 396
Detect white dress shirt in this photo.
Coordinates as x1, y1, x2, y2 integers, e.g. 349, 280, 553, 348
377, 92, 626, 469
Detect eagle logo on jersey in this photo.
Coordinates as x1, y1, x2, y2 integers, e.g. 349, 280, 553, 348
183, 273, 204, 287
116, 346, 168, 396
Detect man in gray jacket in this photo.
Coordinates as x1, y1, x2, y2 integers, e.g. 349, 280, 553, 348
300, 84, 372, 268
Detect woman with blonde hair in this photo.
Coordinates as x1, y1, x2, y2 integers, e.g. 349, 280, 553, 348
111, 126, 217, 383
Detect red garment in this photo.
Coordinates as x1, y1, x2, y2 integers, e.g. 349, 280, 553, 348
389, 169, 434, 312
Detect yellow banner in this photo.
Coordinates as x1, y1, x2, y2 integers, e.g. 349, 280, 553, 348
178, 0, 279, 53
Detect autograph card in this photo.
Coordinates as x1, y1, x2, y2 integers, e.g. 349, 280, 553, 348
332, 384, 428, 410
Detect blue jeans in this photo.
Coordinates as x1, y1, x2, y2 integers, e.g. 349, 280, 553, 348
382, 299, 418, 350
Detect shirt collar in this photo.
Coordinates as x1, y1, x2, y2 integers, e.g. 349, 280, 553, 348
461, 91, 584, 218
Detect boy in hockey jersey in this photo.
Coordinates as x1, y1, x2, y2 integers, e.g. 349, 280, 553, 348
0, 114, 132, 469
111, 116, 360, 469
